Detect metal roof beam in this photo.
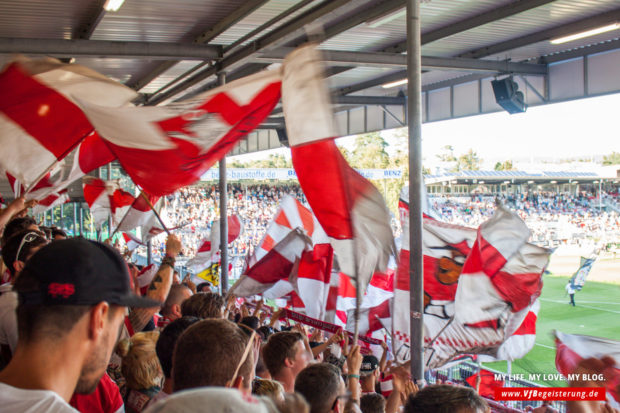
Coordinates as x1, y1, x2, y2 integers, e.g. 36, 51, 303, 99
382, 0, 557, 53
334, 95, 405, 105
128, 0, 268, 91
459, 8, 620, 59
257, 48, 547, 74
0, 38, 220, 60
74, 1, 107, 40
150, 0, 408, 104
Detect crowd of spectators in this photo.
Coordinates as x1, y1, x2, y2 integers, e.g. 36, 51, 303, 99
0, 194, 618, 413
430, 191, 620, 249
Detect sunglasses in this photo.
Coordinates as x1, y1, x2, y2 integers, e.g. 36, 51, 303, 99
15, 231, 47, 263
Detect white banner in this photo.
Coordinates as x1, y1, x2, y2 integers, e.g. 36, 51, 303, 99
201, 168, 403, 181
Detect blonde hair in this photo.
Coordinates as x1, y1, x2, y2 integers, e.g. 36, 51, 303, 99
116, 331, 163, 390
252, 378, 285, 401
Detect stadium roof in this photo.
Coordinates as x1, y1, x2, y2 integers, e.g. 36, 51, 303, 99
2, 1, 620, 197
424, 169, 614, 185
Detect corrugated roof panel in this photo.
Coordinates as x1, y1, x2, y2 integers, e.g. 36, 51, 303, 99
210, 0, 318, 47
0, 0, 97, 39
92, 0, 248, 43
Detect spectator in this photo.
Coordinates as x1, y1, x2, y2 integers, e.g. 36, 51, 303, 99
195, 282, 212, 292
172, 318, 255, 394
360, 355, 380, 394
155, 316, 200, 400
252, 378, 285, 402
262, 331, 311, 393
116, 331, 163, 412
360, 393, 385, 413
294, 363, 346, 413
159, 284, 193, 326
51, 227, 67, 240
0, 238, 161, 412
1, 216, 38, 247
403, 384, 489, 413
180, 292, 225, 319
0, 230, 48, 361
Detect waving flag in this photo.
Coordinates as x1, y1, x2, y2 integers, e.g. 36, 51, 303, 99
0, 57, 135, 188
555, 331, 620, 407
186, 215, 243, 272
282, 44, 395, 296
80, 70, 282, 196
229, 196, 332, 319
455, 206, 546, 325
122, 232, 143, 251
82, 177, 135, 228
115, 192, 165, 241
570, 256, 596, 291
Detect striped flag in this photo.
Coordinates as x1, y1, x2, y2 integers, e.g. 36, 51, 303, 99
0, 57, 135, 188
282, 45, 395, 296
82, 177, 135, 228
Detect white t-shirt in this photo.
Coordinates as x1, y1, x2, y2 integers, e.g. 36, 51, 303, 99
0, 283, 18, 353
0, 382, 78, 412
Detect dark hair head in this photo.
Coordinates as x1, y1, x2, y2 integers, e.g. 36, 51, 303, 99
404, 384, 489, 413
172, 319, 253, 392
161, 284, 192, 317
262, 331, 303, 377
257, 326, 274, 342
180, 292, 225, 319
240, 316, 260, 331
2, 217, 38, 247
156, 316, 200, 378
1, 230, 47, 276
360, 393, 386, 413
294, 363, 342, 413
196, 282, 212, 292
50, 227, 67, 239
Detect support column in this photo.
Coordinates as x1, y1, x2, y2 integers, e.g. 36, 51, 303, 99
73, 203, 77, 236
108, 163, 113, 239
147, 240, 152, 266
407, 0, 424, 382
79, 205, 84, 236
218, 71, 229, 295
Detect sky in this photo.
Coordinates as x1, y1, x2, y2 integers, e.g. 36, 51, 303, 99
230, 92, 620, 169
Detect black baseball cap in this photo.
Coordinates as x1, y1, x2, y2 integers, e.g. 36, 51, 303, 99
360, 355, 379, 376
16, 238, 161, 308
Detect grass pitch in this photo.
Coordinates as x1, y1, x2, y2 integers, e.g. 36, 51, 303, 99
482, 275, 620, 386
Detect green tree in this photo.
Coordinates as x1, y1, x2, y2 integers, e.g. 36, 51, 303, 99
456, 149, 482, 171
350, 132, 390, 169
494, 160, 514, 171
603, 152, 620, 165
437, 145, 457, 162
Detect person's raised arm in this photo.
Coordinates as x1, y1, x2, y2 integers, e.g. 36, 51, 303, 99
345, 345, 363, 412
0, 197, 26, 234
379, 340, 389, 373
128, 234, 181, 332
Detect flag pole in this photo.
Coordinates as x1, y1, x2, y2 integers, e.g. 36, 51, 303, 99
139, 191, 171, 235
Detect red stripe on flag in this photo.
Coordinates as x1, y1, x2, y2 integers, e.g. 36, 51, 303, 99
78, 132, 116, 173
296, 201, 315, 237
261, 234, 275, 252
0, 63, 93, 159
274, 210, 292, 229
83, 178, 106, 207
490, 270, 542, 312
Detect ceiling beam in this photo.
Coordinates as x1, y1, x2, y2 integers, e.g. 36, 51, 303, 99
128, 0, 268, 91
74, 1, 107, 40
459, 8, 620, 59
257, 48, 547, 74
0, 38, 220, 60
148, 0, 407, 104
542, 38, 620, 64
334, 95, 406, 105
382, 0, 557, 53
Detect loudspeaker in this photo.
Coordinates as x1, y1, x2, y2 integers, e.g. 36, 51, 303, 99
276, 128, 289, 147
491, 77, 527, 114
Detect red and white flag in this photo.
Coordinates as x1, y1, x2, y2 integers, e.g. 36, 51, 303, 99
0, 57, 135, 188
6, 172, 70, 215
282, 45, 395, 295
115, 192, 166, 242
82, 177, 135, 228
186, 215, 243, 272
122, 232, 143, 251
454, 206, 546, 325
79, 70, 282, 196
555, 331, 620, 407
230, 196, 332, 319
